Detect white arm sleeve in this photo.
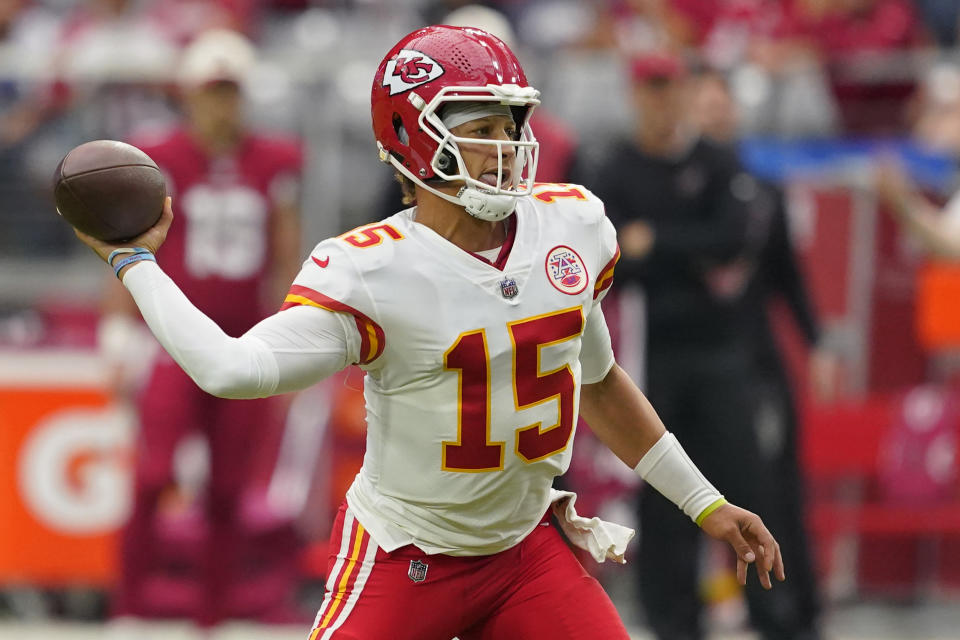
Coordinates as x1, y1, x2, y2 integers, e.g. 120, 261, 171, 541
122, 262, 359, 399
579, 304, 616, 384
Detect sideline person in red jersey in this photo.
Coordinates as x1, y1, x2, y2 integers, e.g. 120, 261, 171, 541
99, 29, 304, 628
79, 25, 784, 639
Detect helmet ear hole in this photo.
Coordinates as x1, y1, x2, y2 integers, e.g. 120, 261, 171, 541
392, 113, 409, 144
509, 106, 528, 140
436, 149, 455, 171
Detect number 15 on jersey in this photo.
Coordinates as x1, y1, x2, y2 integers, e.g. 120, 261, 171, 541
442, 307, 584, 472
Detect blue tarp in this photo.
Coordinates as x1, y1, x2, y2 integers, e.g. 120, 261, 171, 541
740, 138, 957, 193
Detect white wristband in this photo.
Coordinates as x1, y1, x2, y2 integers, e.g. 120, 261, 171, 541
634, 432, 726, 526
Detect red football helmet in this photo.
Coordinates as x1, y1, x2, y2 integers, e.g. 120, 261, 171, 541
371, 25, 540, 221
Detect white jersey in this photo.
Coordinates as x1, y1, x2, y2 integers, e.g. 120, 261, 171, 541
283, 183, 620, 556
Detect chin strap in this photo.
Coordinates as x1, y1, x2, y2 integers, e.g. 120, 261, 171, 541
458, 186, 519, 222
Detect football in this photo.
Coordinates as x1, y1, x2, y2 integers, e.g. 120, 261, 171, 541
53, 140, 166, 242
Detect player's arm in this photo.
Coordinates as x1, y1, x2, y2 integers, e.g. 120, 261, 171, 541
884, 190, 960, 258
578, 194, 781, 586
577, 304, 784, 589
75, 199, 357, 399
875, 161, 960, 259
580, 364, 785, 589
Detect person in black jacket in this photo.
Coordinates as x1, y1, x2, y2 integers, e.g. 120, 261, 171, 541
692, 66, 836, 640
588, 55, 828, 640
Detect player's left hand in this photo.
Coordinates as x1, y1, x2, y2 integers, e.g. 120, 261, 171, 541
700, 502, 786, 589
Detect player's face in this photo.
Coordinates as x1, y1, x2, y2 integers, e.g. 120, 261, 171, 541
185, 81, 243, 139
448, 114, 518, 189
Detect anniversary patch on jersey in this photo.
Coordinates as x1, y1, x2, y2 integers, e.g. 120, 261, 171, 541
408, 559, 429, 583
383, 49, 445, 95
545, 245, 588, 295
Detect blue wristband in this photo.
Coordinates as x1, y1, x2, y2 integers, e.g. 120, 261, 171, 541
113, 252, 156, 279
108, 247, 152, 267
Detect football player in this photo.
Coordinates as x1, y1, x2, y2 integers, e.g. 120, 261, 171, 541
99, 29, 304, 627
78, 25, 784, 640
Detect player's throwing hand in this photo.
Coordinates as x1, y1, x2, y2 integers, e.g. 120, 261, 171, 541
75, 196, 174, 271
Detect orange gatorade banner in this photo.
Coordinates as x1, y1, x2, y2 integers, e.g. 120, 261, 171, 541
0, 351, 131, 586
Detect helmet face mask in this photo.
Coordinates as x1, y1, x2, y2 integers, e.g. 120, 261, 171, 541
372, 26, 541, 221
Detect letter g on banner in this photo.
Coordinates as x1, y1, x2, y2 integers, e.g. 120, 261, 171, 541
18, 406, 132, 535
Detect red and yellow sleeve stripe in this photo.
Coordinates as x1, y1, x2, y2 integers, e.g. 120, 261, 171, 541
281, 285, 385, 364
593, 245, 621, 300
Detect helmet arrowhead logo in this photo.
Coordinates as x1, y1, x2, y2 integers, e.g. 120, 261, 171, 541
383, 49, 444, 95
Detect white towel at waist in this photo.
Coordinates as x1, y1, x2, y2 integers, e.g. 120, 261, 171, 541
549, 489, 635, 564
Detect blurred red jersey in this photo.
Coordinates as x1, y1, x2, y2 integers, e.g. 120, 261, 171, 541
132, 129, 303, 336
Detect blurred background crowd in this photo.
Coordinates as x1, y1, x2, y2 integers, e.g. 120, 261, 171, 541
4, 0, 960, 638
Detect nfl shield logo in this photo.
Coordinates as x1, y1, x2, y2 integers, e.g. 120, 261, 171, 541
408, 559, 429, 583
499, 277, 519, 299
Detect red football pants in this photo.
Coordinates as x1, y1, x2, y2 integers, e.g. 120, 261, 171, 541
308, 503, 630, 640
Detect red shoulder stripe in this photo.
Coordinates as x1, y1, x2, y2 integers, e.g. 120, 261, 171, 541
281, 285, 385, 364
593, 245, 621, 300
